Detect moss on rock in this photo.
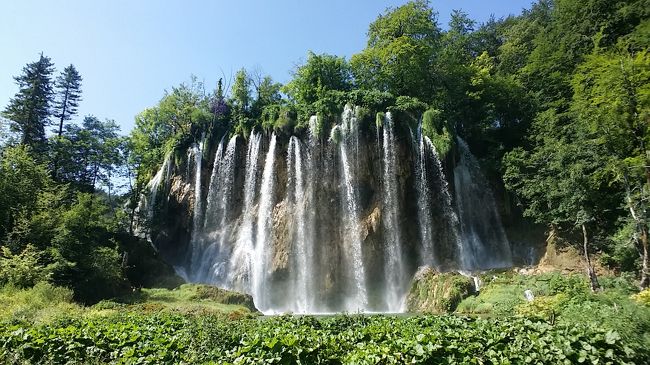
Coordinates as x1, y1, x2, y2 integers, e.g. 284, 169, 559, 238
422, 108, 454, 159
406, 267, 474, 313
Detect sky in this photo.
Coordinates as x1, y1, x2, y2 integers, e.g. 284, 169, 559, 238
0, 1, 533, 135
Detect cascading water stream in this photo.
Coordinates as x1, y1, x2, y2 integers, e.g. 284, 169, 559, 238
304, 116, 319, 312
454, 137, 512, 269
187, 141, 205, 282
196, 135, 238, 284
253, 133, 277, 312
381, 112, 407, 311
229, 132, 261, 292
287, 136, 311, 313
334, 109, 368, 310
412, 127, 436, 268
424, 137, 464, 268
143, 154, 172, 223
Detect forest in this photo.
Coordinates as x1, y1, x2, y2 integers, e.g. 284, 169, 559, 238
1, 0, 649, 363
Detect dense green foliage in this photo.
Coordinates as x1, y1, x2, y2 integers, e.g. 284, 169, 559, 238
456, 272, 650, 348
1, 55, 174, 304
1, 274, 647, 364
1, 310, 645, 364
2, 53, 55, 154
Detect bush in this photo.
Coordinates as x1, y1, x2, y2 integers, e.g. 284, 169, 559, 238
0, 282, 78, 324
632, 289, 650, 307
388, 96, 427, 127
516, 294, 568, 321
0, 245, 53, 287
0, 314, 644, 364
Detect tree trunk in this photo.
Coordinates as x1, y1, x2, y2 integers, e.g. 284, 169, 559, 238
582, 224, 600, 292
58, 89, 69, 137
642, 150, 650, 288
640, 225, 649, 289
623, 170, 649, 289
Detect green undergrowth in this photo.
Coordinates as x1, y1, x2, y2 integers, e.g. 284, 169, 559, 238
1, 313, 645, 364
0, 283, 82, 325
1, 275, 649, 364
95, 284, 257, 317
456, 272, 650, 350
0, 283, 256, 326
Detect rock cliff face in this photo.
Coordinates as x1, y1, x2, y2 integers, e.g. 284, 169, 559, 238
143, 107, 523, 313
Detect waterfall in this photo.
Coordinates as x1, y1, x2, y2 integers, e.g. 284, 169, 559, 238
139, 153, 172, 236
203, 138, 225, 229
286, 136, 312, 312
196, 135, 238, 284
145, 154, 172, 211
334, 106, 368, 311
423, 137, 464, 269
229, 132, 262, 292
413, 127, 436, 268
148, 108, 518, 314
381, 112, 407, 311
253, 133, 277, 312
186, 141, 205, 282
304, 117, 319, 312
454, 137, 512, 269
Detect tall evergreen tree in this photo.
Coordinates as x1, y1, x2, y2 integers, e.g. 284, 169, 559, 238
53, 65, 82, 137
2, 53, 55, 152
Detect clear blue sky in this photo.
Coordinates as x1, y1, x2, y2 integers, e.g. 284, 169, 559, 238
0, 1, 532, 135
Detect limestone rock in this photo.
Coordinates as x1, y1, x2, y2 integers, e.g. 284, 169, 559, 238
270, 200, 293, 278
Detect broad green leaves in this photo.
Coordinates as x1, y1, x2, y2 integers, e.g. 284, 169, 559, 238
0, 314, 642, 364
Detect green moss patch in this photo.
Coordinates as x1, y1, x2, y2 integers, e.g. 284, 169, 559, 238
406, 267, 474, 313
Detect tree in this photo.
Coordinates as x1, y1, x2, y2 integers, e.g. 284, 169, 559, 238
0, 145, 51, 241
210, 78, 229, 121
503, 110, 618, 291
572, 47, 650, 288
251, 75, 282, 120
2, 53, 55, 153
230, 68, 252, 132
53, 65, 82, 137
351, 0, 440, 98
54, 116, 123, 192
284, 52, 353, 122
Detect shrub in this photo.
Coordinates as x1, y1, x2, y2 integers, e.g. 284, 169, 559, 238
516, 294, 568, 322
388, 96, 427, 127
0, 245, 52, 287
0, 282, 78, 324
632, 289, 650, 307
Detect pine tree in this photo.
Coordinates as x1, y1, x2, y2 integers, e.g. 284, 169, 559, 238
53, 64, 82, 137
2, 53, 55, 152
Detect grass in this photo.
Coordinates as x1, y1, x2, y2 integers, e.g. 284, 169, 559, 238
455, 271, 650, 349
102, 284, 257, 316
0, 283, 83, 324
0, 282, 257, 326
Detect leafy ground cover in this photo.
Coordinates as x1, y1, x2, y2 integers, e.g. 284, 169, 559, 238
1, 310, 647, 364
1, 275, 649, 364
